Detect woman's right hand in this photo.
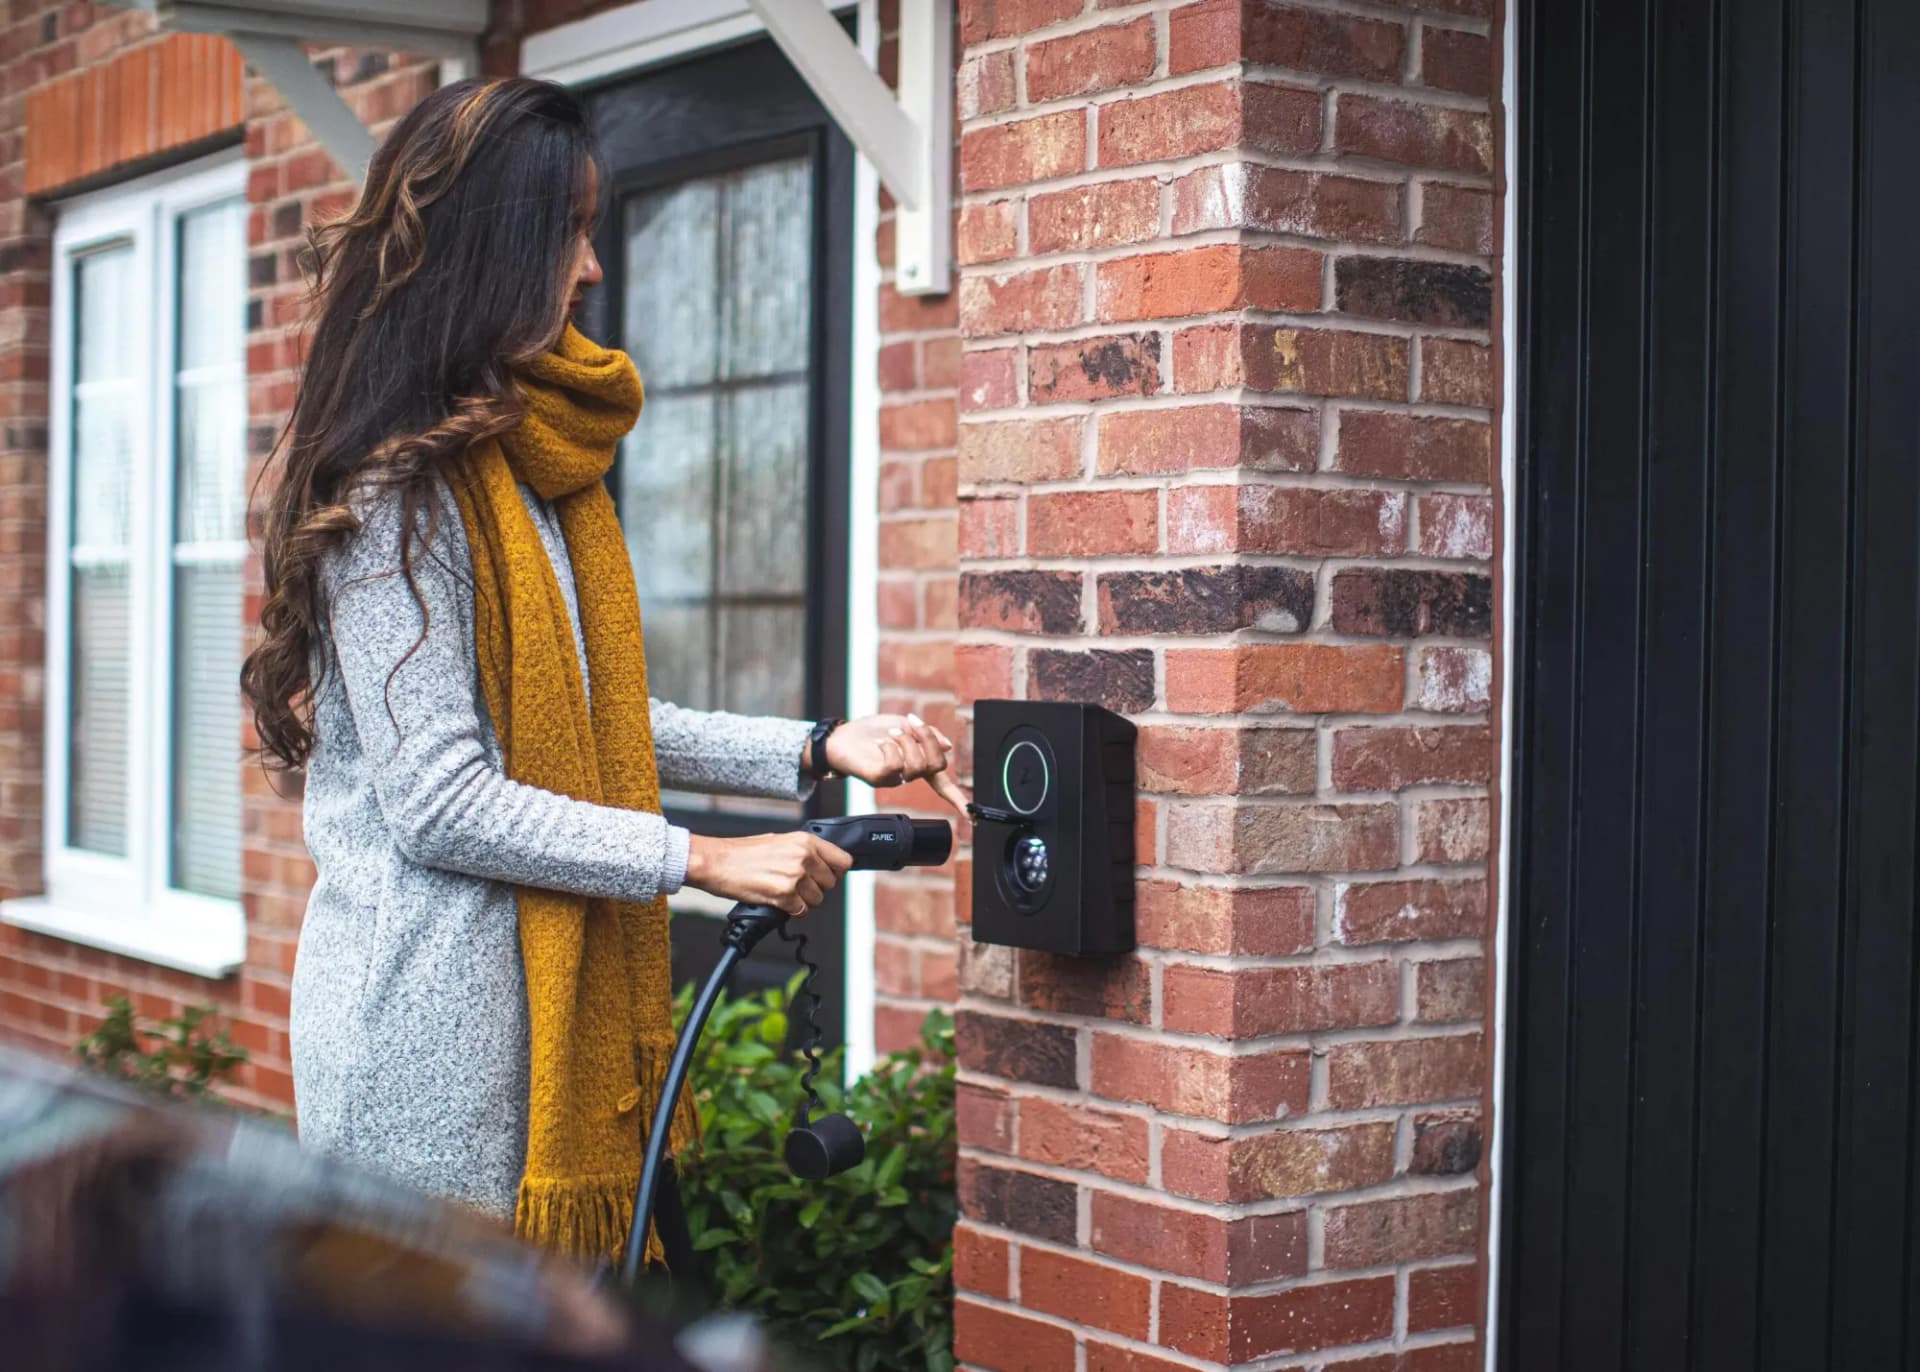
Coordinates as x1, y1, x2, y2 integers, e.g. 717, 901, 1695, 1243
684, 831, 854, 915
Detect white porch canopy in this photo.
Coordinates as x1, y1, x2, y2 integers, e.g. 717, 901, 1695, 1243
119, 0, 952, 292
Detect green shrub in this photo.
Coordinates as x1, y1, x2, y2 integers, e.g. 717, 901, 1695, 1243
674, 974, 956, 1372
75, 995, 248, 1100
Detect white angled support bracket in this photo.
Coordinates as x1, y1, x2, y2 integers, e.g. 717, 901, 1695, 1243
226, 33, 375, 183
744, 0, 952, 295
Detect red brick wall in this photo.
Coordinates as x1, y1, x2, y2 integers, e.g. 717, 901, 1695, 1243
947, 0, 1502, 1366
0, 0, 433, 1112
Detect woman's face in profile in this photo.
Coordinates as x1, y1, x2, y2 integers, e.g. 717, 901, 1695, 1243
566, 159, 603, 318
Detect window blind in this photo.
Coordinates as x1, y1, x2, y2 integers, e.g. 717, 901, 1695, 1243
169, 199, 244, 901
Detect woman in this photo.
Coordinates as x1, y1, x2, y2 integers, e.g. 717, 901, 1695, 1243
241, 77, 966, 1269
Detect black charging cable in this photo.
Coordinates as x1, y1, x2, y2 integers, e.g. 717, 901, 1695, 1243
619, 813, 952, 1289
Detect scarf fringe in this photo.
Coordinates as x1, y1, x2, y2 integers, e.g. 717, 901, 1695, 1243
514, 1046, 701, 1268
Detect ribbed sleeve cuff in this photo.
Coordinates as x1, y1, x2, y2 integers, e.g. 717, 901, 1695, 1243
663, 825, 691, 894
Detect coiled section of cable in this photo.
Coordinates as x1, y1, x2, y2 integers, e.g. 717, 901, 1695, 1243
778, 922, 827, 1121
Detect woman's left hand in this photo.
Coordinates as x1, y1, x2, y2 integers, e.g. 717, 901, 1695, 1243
819, 714, 970, 818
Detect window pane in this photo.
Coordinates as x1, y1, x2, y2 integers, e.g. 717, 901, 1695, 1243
723, 158, 812, 378
719, 380, 808, 597
622, 179, 720, 390
617, 154, 814, 797
170, 198, 244, 899
67, 245, 135, 856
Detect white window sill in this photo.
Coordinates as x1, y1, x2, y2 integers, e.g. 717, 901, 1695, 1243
0, 896, 245, 980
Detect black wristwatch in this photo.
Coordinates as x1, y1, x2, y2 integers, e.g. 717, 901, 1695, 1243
804, 717, 845, 781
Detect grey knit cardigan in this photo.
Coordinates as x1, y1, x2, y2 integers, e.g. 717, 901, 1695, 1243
289, 482, 814, 1221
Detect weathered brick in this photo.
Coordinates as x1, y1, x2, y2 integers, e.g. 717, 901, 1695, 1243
1420, 182, 1496, 255
1162, 959, 1399, 1035
1028, 178, 1160, 253
1416, 795, 1491, 863
1098, 80, 1320, 167
1164, 1121, 1397, 1202
1028, 332, 1161, 401
961, 347, 1020, 411
1092, 1191, 1309, 1284
1021, 1247, 1152, 1341
958, 48, 1017, 119
1164, 643, 1406, 714
1330, 568, 1493, 638
1027, 17, 1156, 100
956, 642, 1016, 704
1169, 483, 1406, 557
1161, 1277, 1397, 1361
878, 513, 957, 569
1422, 25, 1493, 96
1418, 492, 1494, 559
1253, 325, 1411, 400
1243, 2, 1406, 79
959, 418, 1082, 483
1411, 1109, 1483, 1176
1098, 565, 1315, 635
1031, 647, 1157, 713
958, 198, 1020, 265
960, 0, 1083, 41
1410, 1261, 1480, 1333
878, 638, 956, 691
960, 496, 1022, 556
1167, 800, 1401, 876
1098, 403, 1318, 475
1173, 163, 1403, 243
1335, 93, 1493, 174
956, 1009, 1079, 1087
1419, 335, 1494, 406
959, 570, 1084, 634
1328, 1034, 1484, 1108
954, 1300, 1077, 1372
1017, 1095, 1150, 1182
959, 1158, 1079, 1242
1137, 725, 1316, 796
1134, 879, 1316, 954
960, 262, 1084, 336
1323, 1189, 1479, 1269
957, 1081, 1015, 1152
1018, 949, 1152, 1023
1027, 488, 1157, 555
1332, 724, 1491, 790
1337, 255, 1492, 328
952, 1224, 1011, 1299
1417, 955, 1485, 1023
1336, 878, 1487, 944
1085, 1341, 1196, 1372
1097, 243, 1322, 320
1337, 411, 1490, 482
962, 110, 1086, 190
1091, 1032, 1310, 1121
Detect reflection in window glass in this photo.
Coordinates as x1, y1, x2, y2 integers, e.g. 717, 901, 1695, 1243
67, 245, 136, 855
619, 156, 814, 812
170, 199, 245, 899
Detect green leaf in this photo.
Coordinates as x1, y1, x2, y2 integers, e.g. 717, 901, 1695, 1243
850, 1271, 890, 1306
798, 1195, 827, 1229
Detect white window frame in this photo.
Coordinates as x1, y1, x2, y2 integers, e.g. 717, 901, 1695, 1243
0, 152, 248, 978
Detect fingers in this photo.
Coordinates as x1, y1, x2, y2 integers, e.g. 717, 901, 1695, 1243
811, 837, 855, 876
930, 768, 972, 819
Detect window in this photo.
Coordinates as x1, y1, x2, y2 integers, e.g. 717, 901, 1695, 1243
2, 156, 247, 976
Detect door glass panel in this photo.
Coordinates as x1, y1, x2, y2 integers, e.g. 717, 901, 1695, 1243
618, 153, 814, 814
67, 245, 136, 856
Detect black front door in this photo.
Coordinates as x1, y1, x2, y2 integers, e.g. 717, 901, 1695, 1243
582, 38, 854, 1036
1505, 1, 1920, 1368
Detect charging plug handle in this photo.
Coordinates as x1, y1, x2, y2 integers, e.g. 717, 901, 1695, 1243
805, 813, 952, 870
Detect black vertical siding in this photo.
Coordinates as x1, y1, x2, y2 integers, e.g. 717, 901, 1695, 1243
1504, 1, 1920, 1368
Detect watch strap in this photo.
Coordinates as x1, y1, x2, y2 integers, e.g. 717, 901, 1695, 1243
805, 717, 845, 781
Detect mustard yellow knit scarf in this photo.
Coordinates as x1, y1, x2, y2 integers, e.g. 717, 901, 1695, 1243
447, 322, 695, 1266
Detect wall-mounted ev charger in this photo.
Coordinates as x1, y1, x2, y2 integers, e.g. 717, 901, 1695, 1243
968, 699, 1137, 956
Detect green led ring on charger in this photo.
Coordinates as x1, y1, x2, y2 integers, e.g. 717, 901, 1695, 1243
1002, 739, 1050, 815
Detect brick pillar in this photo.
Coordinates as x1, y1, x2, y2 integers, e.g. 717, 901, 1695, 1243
950, 0, 1499, 1366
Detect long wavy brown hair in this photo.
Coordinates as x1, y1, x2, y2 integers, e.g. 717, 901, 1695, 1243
242, 77, 599, 770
